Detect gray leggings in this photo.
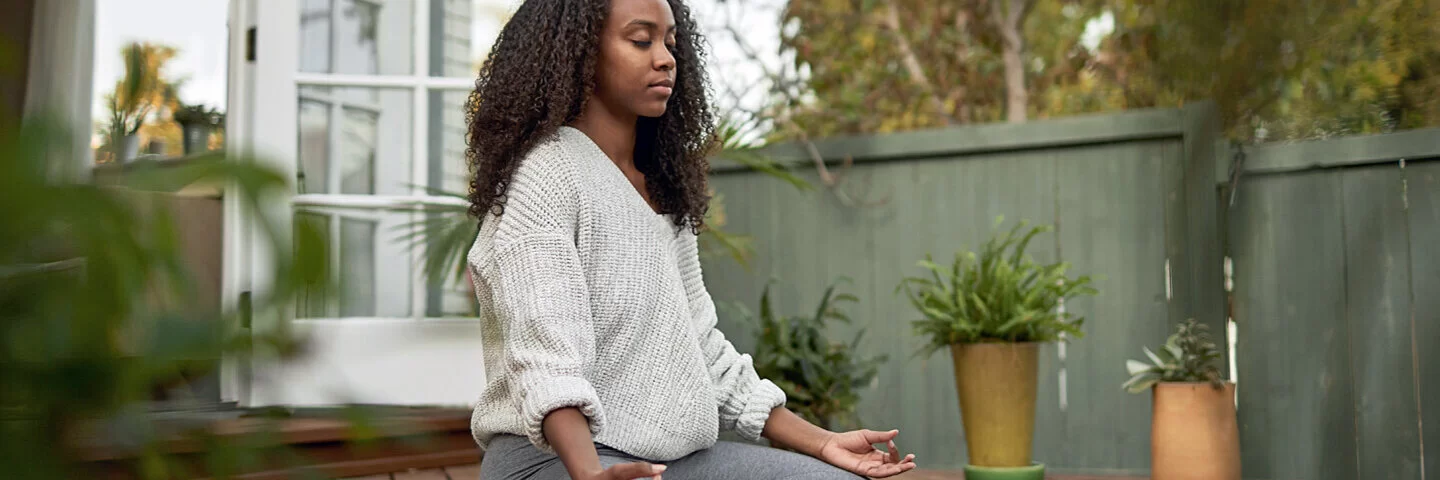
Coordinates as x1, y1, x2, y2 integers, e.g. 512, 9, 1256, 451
479, 435, 864, 480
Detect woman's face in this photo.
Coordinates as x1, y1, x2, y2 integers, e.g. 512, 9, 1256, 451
594, 0, 677, 119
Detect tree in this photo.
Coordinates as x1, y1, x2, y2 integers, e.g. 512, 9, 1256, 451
774, 0, 1110, 139
770, 0, 1440, 142
98, 42, 184, 161
1087, 0, 1438, 141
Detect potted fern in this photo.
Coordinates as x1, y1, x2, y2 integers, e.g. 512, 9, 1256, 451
898, 217, 1096, 480
1123, 319, 1240, 480
733, 278, 887, 432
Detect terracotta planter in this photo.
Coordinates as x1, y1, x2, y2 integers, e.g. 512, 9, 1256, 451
950, 342, 1040, 468
1151, 382, 1241, 480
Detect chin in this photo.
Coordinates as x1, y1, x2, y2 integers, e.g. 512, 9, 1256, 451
633, 97, 671, 118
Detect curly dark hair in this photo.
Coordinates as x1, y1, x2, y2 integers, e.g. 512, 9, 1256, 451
465, 0, 717, 234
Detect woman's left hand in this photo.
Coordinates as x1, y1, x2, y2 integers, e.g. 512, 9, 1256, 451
816, 429, 916, 478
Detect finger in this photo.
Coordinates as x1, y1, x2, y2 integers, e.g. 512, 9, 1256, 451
901, 453, 916, 464
608, 461, 666, 480
860, 429, 899, 445
867, 462, 917, 478
886, 440, 900, 463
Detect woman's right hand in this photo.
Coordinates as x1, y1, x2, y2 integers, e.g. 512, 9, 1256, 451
582, 462, 666, 480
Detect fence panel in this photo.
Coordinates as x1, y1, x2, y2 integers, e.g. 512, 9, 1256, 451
703, 105, 1224, 474
1227, 128, 1440, 479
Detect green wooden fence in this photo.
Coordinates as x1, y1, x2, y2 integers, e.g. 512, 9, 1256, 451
702, 103, 1227, 474
704, 102, 1440, 477
1226, 127, 1440, 480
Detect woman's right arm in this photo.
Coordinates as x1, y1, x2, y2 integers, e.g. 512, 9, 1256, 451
480, 161, 660, 480
488, 230, 663, 479
545, 408, 666, 480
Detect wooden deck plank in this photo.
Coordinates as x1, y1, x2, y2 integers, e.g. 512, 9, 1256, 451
392, 467, 452, 479
422, 464, 1143, 480
445, 463, 482, 478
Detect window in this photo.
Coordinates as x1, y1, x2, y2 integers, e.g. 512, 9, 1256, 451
291, 0, 504, 320
223, 0, 506, 406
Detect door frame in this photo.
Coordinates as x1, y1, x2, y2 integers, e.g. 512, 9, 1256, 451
223, 0, 486, 408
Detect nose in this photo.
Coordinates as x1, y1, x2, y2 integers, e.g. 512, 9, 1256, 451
654, 45, 675, 72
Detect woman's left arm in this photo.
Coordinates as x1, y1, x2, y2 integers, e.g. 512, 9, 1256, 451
758, 407, 832, 456
761, 408, 917, 478
676, 235, 915, 477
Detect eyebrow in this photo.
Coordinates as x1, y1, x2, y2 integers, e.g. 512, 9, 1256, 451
625, 19, 676, 33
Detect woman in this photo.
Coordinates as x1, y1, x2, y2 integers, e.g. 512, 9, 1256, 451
464, 0, 916, 478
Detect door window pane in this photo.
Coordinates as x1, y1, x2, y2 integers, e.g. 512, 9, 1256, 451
300, 0, 415, 75
296, 211, 414, 319
429, 0, 512, 77
427, 90, 470, 194
340, 107, 378, 194
296, 87, 412, 195
298, 93, 331, 194
424, 90, 477, 317
339, 218, 379, 316
295, 213, 333, 318
299, 0, 332, 73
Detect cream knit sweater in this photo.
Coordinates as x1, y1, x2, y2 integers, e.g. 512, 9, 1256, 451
466, 126, 787, 461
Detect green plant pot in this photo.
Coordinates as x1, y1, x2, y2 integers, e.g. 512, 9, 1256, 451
962, 463, 1045, 480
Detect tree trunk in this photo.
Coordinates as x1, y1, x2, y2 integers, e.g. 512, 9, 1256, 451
883, 1, 952, 125
1001, 33, 1026, 123
990, 0, 1032, 123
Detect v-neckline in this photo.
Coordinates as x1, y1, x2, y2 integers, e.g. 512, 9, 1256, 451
560, 126, 668, 220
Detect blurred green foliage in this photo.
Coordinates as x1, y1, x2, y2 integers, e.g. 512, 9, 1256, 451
0, 112, 342, 479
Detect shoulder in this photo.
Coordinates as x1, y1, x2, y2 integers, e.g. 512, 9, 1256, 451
482, 127, 599, 238
508, 127, 591, 199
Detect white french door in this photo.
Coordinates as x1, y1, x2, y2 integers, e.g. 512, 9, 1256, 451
224, 0, 507, 408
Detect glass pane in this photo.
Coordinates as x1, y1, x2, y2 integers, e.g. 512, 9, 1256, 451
340, 107, 378, 194
299, 0, 415, 75
425, 90, 478, 317
91, 0, 230, 165
295, 213, 333, 318
299, 0, 332, 73
295, 87, 413, 195
429, 0, 512, 77
428, 90, 471, 194
295, 211, 414, 319
339, 218, 379, 316
298, 90, 331, 194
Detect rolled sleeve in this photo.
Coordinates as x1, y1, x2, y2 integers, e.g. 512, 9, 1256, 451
485, 230, 605, 452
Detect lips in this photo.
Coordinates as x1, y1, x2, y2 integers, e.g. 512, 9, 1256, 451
648, 78, 675, 96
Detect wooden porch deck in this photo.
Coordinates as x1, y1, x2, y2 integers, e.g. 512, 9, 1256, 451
344, 464, 1145, 480
73, 406, 1144, 479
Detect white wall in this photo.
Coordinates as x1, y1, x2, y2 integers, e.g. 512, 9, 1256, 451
258, 319, 486, 406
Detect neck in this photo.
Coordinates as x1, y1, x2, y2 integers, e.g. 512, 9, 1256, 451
569, 100, 638, 170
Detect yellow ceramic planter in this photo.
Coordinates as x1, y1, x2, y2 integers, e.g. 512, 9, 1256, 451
950, 342, 1040, 468
1151, 382, 1241, 480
